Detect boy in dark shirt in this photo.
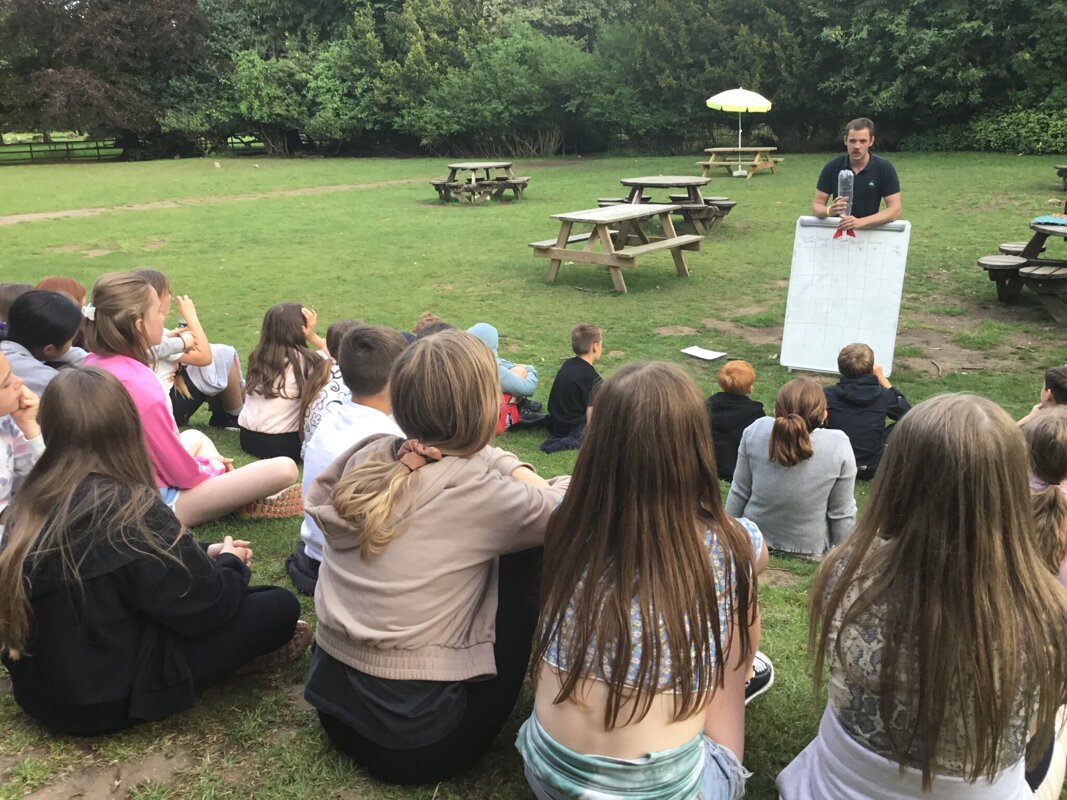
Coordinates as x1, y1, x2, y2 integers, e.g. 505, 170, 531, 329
824, 342, 910, 480
546, 324, 603, 438
705, 360, 765, 481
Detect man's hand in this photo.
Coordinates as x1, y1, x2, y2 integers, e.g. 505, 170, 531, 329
828, 195, 849, 216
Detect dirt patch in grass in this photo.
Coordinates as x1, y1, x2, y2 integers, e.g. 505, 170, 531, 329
143, 239, 167, 251
702, 318, 782, 347
977, 195, 1018, 212
655, 325, 700, 336
761, 568, 802, 588
82, 248, 114, 258
607, 350, 626, 359
27, 746, 193, 799
0, 179, 427, 227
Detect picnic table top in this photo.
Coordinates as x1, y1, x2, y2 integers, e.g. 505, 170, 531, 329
447, 161, 512, 170
705, 146, 778, 153
1030, 222, 1067, 237
551, 204, 679, 224
619, 175, 710, 188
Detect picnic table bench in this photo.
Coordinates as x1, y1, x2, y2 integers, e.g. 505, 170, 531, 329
431, 161, 529, 203
979, 222, 1067, 324
530, 204, 703, 293
617, 176, 722, 235
699, 147, 782, 179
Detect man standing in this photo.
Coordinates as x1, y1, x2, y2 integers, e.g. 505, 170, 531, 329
812, 118, 901, 233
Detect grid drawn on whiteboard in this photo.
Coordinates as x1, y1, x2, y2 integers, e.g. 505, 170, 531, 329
780, 217, 910, 375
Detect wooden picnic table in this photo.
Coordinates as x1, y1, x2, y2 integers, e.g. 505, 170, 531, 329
699, 147, 782, 179
614, 176, 718, 235
981, 221, 1067, 324
529, 204, 703, 293
430, 161, 530, 203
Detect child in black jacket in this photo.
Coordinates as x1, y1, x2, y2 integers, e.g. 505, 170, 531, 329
0, 368, 308, 735
824, 343, 910, 480
705, 360, 765, 481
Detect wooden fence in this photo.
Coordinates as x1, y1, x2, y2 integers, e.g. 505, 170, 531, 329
0, 138, 121, 166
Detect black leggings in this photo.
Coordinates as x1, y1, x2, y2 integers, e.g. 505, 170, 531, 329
239, 427, 302, 462
317, 548, 542, 785
41, 586, 300, 736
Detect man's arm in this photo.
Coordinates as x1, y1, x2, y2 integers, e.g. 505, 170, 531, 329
838, 192, 901, 231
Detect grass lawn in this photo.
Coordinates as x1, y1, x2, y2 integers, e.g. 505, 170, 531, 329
1, 151, 1065, 798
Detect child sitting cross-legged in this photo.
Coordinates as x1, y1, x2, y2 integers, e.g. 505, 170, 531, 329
0, 290, 87, 396
545, 323, 603, 441
823, 343, 910, 481
518, 362, 767, 800
0, 367, 309, 736
286, 324, 408, 594
705, 360, 765, 481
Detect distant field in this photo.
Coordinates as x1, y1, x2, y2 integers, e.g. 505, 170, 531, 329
1, 151, 1065, 798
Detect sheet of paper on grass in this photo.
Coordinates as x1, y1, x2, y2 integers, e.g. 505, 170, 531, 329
681, 345, 727, 361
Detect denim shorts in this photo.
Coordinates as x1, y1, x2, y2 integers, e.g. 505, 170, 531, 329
522, 730, 750, 800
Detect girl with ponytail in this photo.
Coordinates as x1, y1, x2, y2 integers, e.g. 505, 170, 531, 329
726, 378, 857, 558
1021, 407, 1067, 587
302, 329, 570, 784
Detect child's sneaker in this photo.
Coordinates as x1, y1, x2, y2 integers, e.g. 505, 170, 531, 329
241, 483, 302, 520
744, 651, 774, 705
235, 620, 313, 675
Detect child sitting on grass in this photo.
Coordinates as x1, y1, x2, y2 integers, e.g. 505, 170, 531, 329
545, 323, 603, 440
0, 290, 86, 396
239, 303, 331, 461
705, 359, 765, 481
83, 272, 300, 527
1018, 365, 1067, 426
287, 324, 408, 594
0, 352, 42, 525
302, 319, 362, 457
824, 343, 910, 481
1021, 407, 1067, 588
0, 367, 308, 736
304, 329, 569, 785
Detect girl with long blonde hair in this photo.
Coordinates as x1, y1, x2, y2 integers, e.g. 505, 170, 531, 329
83, 272, 299, 527
779, 394, 1067, 798
0, 368, 306, 735
726, 377, 857, 559
302, 329, 568, 784
518, 362, 767, 800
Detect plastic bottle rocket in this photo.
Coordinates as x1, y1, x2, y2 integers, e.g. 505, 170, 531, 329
833, 169, 856, 238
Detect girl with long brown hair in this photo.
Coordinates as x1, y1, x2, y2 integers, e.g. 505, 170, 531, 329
726, 377, 856, 559
302, 329, 569, 785
238, 302, 331, 461
83, 272, 300, 527
0, 368, 307, 735
778, 394, 1067, 798
1021, 406, 1067, 588
517, 362, 767, 800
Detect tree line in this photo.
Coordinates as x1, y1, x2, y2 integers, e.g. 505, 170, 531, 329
1, 0, 1065, 157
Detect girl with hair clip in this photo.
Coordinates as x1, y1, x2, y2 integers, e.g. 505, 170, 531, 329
779, 394, 1067, 799
132, 269, 245, 430
1021, 407, 1067, 588
726, 378, 856, 559
83, 272, 299, 527
302, 329, 569, 785
517, 362, 768, 800
0, 367, 309, 736
238, 302, 331, 462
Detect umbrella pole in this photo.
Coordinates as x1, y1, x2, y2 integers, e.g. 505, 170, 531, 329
737, 112, 743, 170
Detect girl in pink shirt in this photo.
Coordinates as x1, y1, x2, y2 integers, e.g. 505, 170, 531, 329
83, 272, 299, 528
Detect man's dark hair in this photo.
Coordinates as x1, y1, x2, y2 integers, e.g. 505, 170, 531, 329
845, 117, 875, 136
6, 290, 83, 351
338, 325, 407, 398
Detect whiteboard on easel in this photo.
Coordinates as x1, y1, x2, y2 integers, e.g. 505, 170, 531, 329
780, 216, 910, 376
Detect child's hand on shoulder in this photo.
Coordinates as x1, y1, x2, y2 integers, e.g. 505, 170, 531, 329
12, 385, 40, 439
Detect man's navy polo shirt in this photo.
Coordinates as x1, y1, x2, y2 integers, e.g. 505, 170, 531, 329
817, 153, 900, 219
